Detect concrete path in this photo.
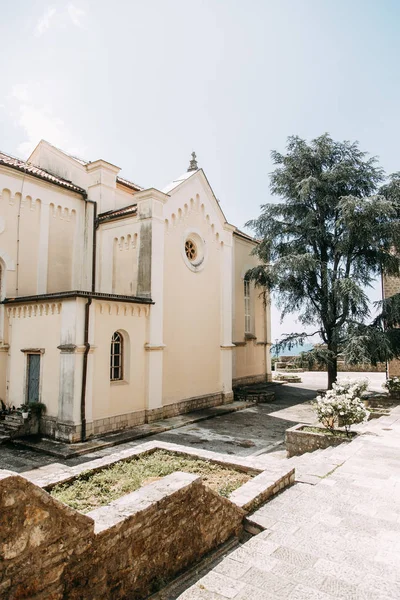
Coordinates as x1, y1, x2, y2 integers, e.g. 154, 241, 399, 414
177, 407, 400, 600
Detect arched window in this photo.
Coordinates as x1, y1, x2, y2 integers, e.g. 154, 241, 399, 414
110, 331, 123, 381
244, 279, 251, 334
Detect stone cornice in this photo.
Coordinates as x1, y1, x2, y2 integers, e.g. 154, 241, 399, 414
134, 188, 169, 204
3, 291, 153, 306
144, 344, 166, 351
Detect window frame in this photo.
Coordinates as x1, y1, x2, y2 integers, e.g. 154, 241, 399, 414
244, 279, 251, 334
110, 331, 124, 382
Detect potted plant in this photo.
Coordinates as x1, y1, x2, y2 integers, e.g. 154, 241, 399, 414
19, 404, 30, 419
285, 378, 369, 457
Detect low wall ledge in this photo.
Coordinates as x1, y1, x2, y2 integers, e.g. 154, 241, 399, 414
88, 471, 200, 533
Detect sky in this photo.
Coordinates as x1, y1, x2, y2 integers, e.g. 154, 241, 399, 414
1, 0, 397, 342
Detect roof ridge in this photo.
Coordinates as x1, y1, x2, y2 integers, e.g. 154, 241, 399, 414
0, 150, 86, 196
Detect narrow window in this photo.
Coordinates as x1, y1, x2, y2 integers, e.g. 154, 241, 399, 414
110, 332, 123, 381
244, 279, 251, 334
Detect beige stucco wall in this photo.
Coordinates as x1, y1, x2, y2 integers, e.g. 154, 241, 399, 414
232, 235, 270, 383
0, 168, 86, 299
97, 220, 140, 295
6, 304, 62, 417
47, 206, 77, 293
90, 301, 148, 420
162, 183, 224, 404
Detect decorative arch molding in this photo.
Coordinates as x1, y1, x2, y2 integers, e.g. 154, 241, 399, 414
1, 188, 41, 210
49, 203, 76, 221
113, 233, 138, 251
98, 302, 150, 318
165, 194, 223, 244
7, 303, 62, 319
0, 248, 15, 271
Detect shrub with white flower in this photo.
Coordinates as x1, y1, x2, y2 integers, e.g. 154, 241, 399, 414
313, 378, 369, 435
383, 376, 400, 394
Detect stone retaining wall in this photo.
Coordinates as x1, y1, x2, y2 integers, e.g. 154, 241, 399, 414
232, 374, 267, 387
40, 391, 234, 442
0, 470, 244, 600
285, 423, 355, 457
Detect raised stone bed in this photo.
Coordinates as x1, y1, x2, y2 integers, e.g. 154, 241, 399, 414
50, 449, 253, 513
285, 423, 357, 457
234, 384, 275, 403
274, 373, 302, 383
2, 441, 294, 600
364, 394, 399, 408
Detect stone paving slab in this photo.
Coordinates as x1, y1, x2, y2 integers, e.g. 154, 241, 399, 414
13, 400, 254, 458
177, 408, 400, 599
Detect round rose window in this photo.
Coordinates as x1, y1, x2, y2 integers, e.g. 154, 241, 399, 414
185, 239, 197, 262
182, 230, 206, 272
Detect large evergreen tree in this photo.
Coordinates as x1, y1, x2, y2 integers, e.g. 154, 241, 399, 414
246, 134, 400, 388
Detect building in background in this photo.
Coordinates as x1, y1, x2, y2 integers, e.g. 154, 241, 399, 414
0, 141, 271, 442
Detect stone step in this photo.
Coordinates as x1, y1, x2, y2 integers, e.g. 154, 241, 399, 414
1, 422, 22, 431
0, 433, 10, 443
4, 415, 24, 423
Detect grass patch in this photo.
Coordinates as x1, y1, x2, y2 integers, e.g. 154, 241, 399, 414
50, 450, 252, 513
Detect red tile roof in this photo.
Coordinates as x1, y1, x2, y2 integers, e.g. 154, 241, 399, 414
97, 203, 138, 224
0, 151, 87, 196
116, 175, 143, 192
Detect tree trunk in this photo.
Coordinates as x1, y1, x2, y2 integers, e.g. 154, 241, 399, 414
327, 353, 338, 390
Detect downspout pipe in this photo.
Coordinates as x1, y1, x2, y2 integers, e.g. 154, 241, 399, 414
80, 199, 98, 442
80, 296, 92, 442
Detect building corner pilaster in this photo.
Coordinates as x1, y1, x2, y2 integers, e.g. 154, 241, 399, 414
136, 190, 168, 414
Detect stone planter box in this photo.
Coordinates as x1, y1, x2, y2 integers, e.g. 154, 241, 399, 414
368, 408, 391, 419
274, 374, 302, 383
2, 441, 294, 600
285, 423, 356, 458
363, 395, 397, 409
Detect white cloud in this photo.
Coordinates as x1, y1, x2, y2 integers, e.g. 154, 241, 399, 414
35, 6, 56, 37
67, 3, 86, 28
11, 86, 86, 159
34, 3, 86, 37
11, 84, 31, 104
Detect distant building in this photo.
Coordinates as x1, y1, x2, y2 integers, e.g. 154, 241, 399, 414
0, 141, 271, 442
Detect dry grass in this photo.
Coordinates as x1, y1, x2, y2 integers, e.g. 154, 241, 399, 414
50, 450, 252, 513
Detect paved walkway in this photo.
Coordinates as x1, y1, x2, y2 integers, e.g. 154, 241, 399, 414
178, 407, 400, 600
0, 371, 386, 473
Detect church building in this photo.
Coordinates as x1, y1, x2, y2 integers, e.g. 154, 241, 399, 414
0, 141, 271, 442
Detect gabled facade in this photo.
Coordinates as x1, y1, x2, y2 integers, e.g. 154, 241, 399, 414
0, 141, 271, 442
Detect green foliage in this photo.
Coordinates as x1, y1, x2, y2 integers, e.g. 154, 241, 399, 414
246, 134, 400, 386
29, 402, 46, 416
383, 376, 400, 393
19, 402, 47, 416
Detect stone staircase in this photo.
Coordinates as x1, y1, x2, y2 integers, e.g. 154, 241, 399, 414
0, 412, 32, 444
247, 408, 400, 528
181, 408, 400, 600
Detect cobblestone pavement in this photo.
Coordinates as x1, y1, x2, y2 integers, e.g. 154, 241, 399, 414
177, 407, 400, 600
0, 372, 385, 473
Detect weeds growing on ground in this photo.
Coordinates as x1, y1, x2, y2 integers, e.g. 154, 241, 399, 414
51, 450, 251, 512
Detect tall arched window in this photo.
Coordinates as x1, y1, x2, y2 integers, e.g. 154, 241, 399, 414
244, 279, 251, 334
110, 331, 123, 381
